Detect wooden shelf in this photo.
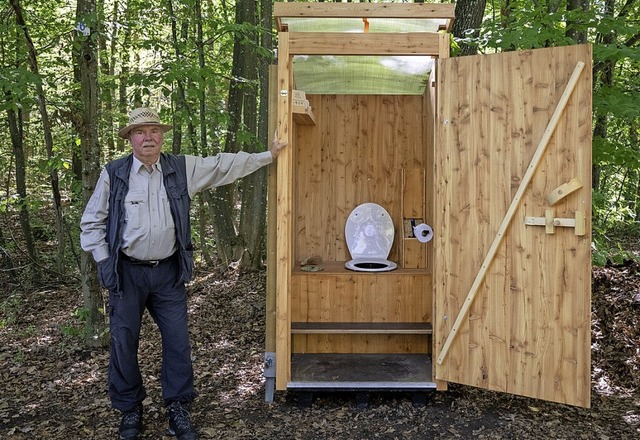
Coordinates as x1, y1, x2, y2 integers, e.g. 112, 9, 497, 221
293, 260, 428, 275
292, 104, 316, 125
291, 321, 432, 334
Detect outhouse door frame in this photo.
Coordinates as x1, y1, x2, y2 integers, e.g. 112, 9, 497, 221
270, 2, 592, 409
272, 13, 453, 393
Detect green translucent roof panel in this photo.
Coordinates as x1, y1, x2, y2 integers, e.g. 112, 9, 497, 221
281, 17, 447, 34
281, 16, 443, 95
293, 55, 433, 95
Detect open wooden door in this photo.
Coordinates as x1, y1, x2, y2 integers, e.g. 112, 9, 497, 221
433, 45, 592, 408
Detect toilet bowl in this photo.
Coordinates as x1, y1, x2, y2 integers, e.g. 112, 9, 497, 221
344, 203, 398, 272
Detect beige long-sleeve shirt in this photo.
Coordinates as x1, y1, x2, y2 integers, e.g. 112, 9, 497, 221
80, 151, 272, 263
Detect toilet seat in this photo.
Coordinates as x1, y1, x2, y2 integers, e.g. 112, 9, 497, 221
344, 203, 397, 272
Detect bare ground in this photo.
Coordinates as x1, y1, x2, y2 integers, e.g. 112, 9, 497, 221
1, 262, 639, 439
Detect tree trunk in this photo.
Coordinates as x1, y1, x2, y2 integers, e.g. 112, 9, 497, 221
192, 0, 215, 267
10, 0, 65, 273
592, 0, 617, 191
74, 0, 107, 347
211, 0, 249, 266
117, 0, 132, 152
566, 0, 588, 44
98, 0, 117, 160
6, 104, 39, 272
239, 0, 271, 270
166, 0, 187, 155
451, 0, 487, 56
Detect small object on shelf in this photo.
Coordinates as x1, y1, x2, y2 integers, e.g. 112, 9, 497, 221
301, 265, 323, 272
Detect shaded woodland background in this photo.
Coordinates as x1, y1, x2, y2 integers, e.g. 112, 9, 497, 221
0, 0, 639, 428
1, 0, 639, 438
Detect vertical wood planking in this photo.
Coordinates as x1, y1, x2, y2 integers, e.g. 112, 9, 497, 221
482, 50, 512, 393
573, 46, 593, 407
434, 46, 592, 407
424, 75, 436, 273
275, 33, 293, 390
293, 95, 425, 264
402, 168, 426, 268
266, 66, 278, 355
290, 273, 431, 354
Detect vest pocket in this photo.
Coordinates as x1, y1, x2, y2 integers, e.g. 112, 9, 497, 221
97, 256, 118, 291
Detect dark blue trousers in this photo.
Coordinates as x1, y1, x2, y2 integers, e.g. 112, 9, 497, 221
108, 255, 196, 412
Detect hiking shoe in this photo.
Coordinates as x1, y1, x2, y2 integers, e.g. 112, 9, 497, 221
167, 401, 198, 440
119, 404, 143, 440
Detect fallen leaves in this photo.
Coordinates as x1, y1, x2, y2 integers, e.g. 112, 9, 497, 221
0, 266, 639, 439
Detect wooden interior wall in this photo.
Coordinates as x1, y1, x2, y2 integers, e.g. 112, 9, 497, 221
290, 94, 432, 355
293, 94, 427, 265
291, 272, 431, 353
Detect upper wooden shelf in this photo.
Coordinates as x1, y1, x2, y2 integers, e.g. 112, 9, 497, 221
292, 261, 428, 275
292, 103, 315, 125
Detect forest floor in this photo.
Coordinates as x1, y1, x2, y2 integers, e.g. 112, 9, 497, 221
0, 252, 639, 439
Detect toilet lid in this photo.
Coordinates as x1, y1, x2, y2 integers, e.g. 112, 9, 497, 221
345, 203, 394, 260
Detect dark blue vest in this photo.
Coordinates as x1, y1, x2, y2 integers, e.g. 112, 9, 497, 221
101, 153, 193, 293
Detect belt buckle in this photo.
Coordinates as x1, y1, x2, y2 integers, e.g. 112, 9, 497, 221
149, 260, 160, 267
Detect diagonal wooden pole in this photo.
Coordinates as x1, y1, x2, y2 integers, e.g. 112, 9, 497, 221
437, 61, 586, 365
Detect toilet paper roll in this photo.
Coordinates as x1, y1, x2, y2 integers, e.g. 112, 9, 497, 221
413, 223, 433, 243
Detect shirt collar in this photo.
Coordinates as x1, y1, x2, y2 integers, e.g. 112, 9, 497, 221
132, 155, 162, 174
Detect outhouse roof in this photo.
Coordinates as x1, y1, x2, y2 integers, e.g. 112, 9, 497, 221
274, 2, 456, 95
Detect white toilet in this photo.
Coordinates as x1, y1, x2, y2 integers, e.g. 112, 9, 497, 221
344, 203, 398, 272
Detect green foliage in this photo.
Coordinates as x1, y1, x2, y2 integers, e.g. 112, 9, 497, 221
61, 307, 107, 340
592, 217, 640, 267
593, 134, 640, 168
0, 294, 22, 330
0, 67, 41, 111
591, 236, 639, 267
593, 84, 640, 123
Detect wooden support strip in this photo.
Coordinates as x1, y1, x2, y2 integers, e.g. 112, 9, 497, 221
525, 216, 577, 228
574, 210, 586, 236
438, 31, 450, 60
436, 61, 586, 366
274, 3, 456, 21
291, 322, 433, 334
288, 32, 441, 56
265, 66, 278, 355
546, 177, 583, 206
275, 32, 293, 390
545, 209, 556, 234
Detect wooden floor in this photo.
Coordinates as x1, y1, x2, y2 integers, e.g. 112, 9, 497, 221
288, 353, 436, 390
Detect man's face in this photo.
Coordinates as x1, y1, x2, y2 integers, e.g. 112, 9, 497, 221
129, 125, 164, 164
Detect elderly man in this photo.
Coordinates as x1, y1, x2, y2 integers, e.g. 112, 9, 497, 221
80, 108, 287, 440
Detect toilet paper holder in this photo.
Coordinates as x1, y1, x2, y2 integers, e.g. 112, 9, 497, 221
403, 218, 434, 243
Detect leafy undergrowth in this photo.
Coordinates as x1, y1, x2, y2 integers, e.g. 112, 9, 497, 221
0, 264, 639, 439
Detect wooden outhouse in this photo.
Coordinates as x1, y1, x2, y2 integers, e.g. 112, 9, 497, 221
265, 2, 592, 409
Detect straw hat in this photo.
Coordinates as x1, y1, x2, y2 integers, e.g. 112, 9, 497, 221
118, 107, 173, 139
